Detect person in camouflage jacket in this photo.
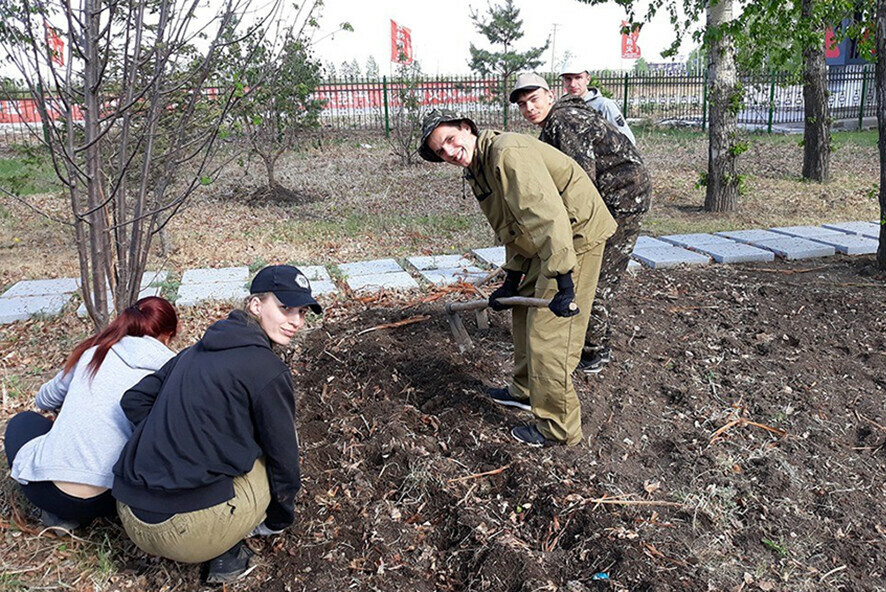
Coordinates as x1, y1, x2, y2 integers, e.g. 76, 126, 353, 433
511, 73, 652, 374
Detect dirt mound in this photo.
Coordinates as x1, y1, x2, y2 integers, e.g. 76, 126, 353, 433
247, 183, 321, 205
3, 256, 884, 591
238, 256, 883, 592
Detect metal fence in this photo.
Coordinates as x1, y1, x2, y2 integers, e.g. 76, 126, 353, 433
0, 65, 876, 146
317, 65, 876, 134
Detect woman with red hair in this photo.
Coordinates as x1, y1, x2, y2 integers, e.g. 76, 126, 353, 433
4, 296, 178, 530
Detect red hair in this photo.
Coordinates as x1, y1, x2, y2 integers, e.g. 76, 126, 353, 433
64, 296, 178, 378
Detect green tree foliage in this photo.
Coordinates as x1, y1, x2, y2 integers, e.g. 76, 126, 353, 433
468, 0, 548, 77
388, 59, 425, 165
365, 56, 381, 81
578, 0, 742, 211
632, 57, 650, 73
229, 30, 324, 195
736, 0, 862, 76
468, 0, 549, 125
686, 45, 706, 75
340, 59, 361, 78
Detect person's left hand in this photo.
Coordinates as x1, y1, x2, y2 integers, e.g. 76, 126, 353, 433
548, 272, 579, 318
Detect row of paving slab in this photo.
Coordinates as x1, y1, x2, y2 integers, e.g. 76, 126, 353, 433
0, 221, 879, 324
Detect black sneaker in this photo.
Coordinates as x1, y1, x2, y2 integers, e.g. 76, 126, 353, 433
486, 386, 531, 411
205, 541, 254, 584
510, 424, 552, 447
40, 509, 81, 532
577, 347, 611, 375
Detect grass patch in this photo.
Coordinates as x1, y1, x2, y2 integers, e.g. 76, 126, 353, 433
271, 212, 477, 246
832, 129, 878, 148
0, 146, 60, 196
0, 573, 28, 591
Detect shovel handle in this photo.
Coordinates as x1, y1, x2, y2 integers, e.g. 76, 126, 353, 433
445, 296, 549, 314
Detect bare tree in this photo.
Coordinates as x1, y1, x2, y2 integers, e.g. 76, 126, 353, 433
0, 0, 280, 328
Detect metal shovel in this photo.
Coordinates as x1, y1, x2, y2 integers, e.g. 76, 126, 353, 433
445, 296, 549, 353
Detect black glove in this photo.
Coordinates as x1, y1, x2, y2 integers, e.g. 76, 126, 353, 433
488, 270, 523, 311
548, 272, 579, 318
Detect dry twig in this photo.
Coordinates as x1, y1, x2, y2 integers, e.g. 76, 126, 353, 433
589, 495, 684, 509
744, 266, 827, 275
856, 411, 886, 433
710, 417, 787, 443
447, 463, 512, 483
667, 304, 720, 313
356, 315, 430, 336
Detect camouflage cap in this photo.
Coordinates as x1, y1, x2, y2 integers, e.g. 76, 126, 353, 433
419, 109, 479, 163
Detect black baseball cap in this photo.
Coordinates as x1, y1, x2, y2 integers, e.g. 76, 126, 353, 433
250, 265, 322, 314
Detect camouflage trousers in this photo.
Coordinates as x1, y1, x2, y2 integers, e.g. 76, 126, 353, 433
582, 211, 645, 358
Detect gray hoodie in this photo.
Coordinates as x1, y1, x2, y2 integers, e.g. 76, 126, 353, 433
11, 335, 174, 489
583, 88, 636, 145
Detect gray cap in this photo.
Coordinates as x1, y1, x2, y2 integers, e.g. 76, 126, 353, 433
419, 109, 479, 163
560, 59, 589, 76
509, 73, 551, 103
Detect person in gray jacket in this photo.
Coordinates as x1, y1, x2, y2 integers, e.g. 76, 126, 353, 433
4, 296, 177, 530
560, 59, 636, 145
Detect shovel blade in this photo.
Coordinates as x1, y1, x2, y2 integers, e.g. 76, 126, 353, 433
446, 312, 474, 353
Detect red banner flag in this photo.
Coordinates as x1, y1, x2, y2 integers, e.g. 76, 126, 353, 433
44, 21, 65, 66
390, 20, 413, 65
620, 21, 641, 59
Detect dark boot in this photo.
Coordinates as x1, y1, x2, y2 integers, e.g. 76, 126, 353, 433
205, 541, 254, 584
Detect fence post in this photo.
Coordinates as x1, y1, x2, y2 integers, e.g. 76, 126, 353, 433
501, 76, 508, 129
383, 76, 390, 139
622, 73, 629, 118
858, 67, 868, 131
766, 72, 776, 134
701, 68, 708, 132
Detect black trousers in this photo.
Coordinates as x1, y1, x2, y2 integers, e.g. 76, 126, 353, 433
4, 411, 116, 524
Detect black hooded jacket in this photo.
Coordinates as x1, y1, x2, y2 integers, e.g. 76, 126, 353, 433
112, 310, 301, 530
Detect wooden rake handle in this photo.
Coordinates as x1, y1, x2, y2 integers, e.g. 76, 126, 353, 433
445, 296, 550, 314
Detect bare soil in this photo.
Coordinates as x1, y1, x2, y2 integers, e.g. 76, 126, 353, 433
2, 255, 884, 591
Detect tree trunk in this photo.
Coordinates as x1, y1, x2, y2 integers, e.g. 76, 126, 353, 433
878, 0, 886, 269
263, 153, 277, 189
801, 0, 831, 182
83, 0, 111, 330
704, 0, 740, 212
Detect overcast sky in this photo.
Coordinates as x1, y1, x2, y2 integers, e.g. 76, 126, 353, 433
311, 0, 697, 76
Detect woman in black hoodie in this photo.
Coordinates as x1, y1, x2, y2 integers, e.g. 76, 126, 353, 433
112, 265, 321, 584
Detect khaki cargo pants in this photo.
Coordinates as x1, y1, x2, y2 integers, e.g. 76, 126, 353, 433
509, 242, 604, 445
117, 459, 270, 563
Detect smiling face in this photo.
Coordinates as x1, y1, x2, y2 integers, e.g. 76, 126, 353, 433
561, 71, 590, 97
425, 122, 477, 167
247, 293, 309, 346
516, 88, 555, 125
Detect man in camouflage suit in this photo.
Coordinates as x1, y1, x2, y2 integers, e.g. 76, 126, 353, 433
511, 73, 652, 374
